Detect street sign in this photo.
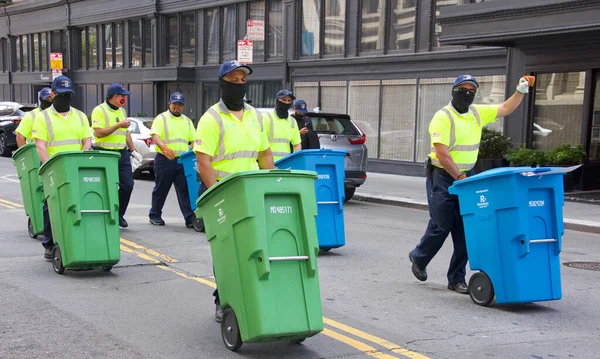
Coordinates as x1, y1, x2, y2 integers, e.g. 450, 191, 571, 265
52, 69, 62, 80
246, 19, 264, 41
50, 53, 63, 70
237, 40, 253, 65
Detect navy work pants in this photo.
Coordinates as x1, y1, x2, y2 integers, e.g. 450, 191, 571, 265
42, 199, 54, 249
117, 149, 134, 219
149, 153, 194, 222
411, 167, 474, 285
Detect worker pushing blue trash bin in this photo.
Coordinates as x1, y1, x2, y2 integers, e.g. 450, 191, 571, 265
449, 165, 580, 306
178, 150, 205, 232
275, 149, 346, 251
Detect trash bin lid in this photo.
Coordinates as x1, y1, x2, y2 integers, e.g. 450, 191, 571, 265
12, 142, 36, 159
178, 150, 195, 160
275, 149, 347, 166
39, 150, 121, 175
452, 166, 556, 187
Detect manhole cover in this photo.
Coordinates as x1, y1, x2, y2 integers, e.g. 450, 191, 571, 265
563, 262, 600, 271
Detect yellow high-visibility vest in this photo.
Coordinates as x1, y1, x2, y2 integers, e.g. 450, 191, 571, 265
91, 102, 128, 150
263, 110, 301, 161
15, 107, 41, 143
150, 111, 195, 157
32, 106, 90, 157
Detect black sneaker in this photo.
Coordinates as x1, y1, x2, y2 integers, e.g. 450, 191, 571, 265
409, 250, 427, 282
448, 282, 469, 294
119, 217, 128, 228
149, 217, 165, 226
215, 302, 223, 323
44, 247, 53, 259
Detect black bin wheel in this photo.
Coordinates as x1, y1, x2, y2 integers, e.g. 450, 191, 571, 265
102, 266, 113, 272
193, 217, 205, 233
468, 271, 494, 306
28, 217, 37, 239
221, 307, 243, 351
52, 245, 65, 275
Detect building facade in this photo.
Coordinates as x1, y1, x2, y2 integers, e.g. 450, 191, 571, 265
0, 0, 598, 189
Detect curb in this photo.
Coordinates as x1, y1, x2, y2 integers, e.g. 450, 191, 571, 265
354, 193, 600, 235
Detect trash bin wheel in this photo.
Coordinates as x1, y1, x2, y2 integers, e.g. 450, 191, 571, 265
101, 266, 113, 272
193, 217, 205, 233
468, 272, 494, 306
27, 217, 37, 239
221, 307, 243, 351
52, 245, 65, 275
291, 338, 305, 344
320, 248, 331, 253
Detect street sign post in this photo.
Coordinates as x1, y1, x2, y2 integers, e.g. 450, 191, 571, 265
247, 20, 265, 41
50, 53, 63, 80
237, 40, 253, 65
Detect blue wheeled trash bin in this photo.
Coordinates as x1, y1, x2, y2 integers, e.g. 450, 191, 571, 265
275, 149, 347, 251
178, 150, 204, 232
448, 166, 572, 306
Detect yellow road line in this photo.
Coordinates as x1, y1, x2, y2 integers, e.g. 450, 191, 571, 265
155, 265, 217, 288
0, 202, 16, 209
120, 238, 178, 263
120, 244, 160, 263
322, 328, 400, 359
323, 318, 430, 359
0, 198, 23, 208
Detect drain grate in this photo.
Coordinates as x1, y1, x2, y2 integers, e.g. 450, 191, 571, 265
563, 262, 600, 271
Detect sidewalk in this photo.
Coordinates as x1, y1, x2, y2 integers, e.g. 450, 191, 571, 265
354, 172, 600, 234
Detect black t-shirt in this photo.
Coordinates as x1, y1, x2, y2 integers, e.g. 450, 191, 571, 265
292, 114, 320, 150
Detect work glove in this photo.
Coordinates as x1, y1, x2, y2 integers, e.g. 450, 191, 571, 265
131, 150, 143, 163
160, 145, 176, 160
516, 75, 536, 94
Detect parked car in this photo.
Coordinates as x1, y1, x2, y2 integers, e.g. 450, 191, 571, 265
0, 102, 36, 157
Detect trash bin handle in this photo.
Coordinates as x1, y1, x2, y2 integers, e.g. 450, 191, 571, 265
269, 256, 309, 261
529, 238, 557, 243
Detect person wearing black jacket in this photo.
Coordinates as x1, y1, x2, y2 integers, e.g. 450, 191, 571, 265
291, 100, 320, 150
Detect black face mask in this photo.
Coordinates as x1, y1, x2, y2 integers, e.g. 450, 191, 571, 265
451, 88, 476, 114
219, 79, 247, 111
53, 93, 73, 112
40, 99, 53, 110
275, 101, 292, 118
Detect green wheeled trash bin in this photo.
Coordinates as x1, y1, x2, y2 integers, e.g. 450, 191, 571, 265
12, 143, 44, 239
195, 170, 324, 351
39, 150, 121, 274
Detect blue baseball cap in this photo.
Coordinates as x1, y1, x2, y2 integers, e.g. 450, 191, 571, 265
218, 60, 252, 79
169, 92, 185, 104
294, 100, 308, 115
276, 89, 295, 100
51, 75, 74, 94
39, 88, 53, 100
106, 83, 131, 97
453, 74, 479, 89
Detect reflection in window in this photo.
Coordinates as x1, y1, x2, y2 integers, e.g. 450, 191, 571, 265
433, 0, 463, 48
248, 1, 265, 62
324, 0, 345, 55
533, 72, 586, 152
301, 0, 320, 56
15, 37, 21, 71
105, 24, 113, 68
181, 13, 195, 64
89, 26, 97, 69
388, 0, 416, 51
205, 9, 220, 64
168, 15, 178, 65
131, 20, 142, 67
79, 29, 87, 69
222, 6, 236, 61
22, 35, 28, 71
591, 73, 600, 161
360, 0, 384, 52
115, 23, 123, 68
144, 19, 152, 67
33, 34, 39, 71
41, 33, 47, 71
246, 81, 281, 108
472, 75, 506, 131
380, 79, 417, 161
268, 0, 283, 58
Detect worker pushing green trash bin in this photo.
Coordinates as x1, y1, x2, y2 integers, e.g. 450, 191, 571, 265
12, 143, 45, 239
39, 150, 122, 274
196, 169, 324, 351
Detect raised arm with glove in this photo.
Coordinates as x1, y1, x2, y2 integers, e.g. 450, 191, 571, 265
497, 75, 536, 118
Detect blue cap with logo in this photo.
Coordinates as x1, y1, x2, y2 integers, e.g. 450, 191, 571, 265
51, 75, 75, 94
39, 87, 53, 100
276, 89, 295, 100
453, 74, 479, 89
169, 92, 185, 104
106, 83, 131, 97
218, 60, 253, 79
294, 99, 308, 115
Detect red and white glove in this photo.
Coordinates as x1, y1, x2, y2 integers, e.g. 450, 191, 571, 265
516, 76, 536, 94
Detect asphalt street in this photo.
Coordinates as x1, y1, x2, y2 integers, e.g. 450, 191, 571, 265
1, 156, 599, 359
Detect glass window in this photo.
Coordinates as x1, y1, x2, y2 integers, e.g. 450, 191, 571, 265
360, 0, 384, 53
433, 0, 462, 48
167, 15, 178, 65
268, 0, 283, 59
301, 0, 320, 56
143, 19, 152, 67
416, 77, 455, 162
203, 82, 220, 113
181, 13, 195, 64
348, 80, 380, 158
293, 82, 318, 109
248, 1, 265, 62
591, 73, 600, 161
131, 20, 142, 67
89, 26, 97, 69
33, 34, 39, 71
222, 6, 236, 61
388, 0, 416, 51
15, 37, 21, 71
532, 72, 586, 151
22, 35, 28, 71
320, 81, 347, 113
79, 29, 87, 69
246, 81, 281, 108
205, 9, 220, 64
41, 33, 48, 71
105, 24, 113, 68
115, 23, 123, 68
0, 39, 5, 72
323, 0, 345, 56
50, 31, 62, 53
473, 75, 506, 131
380, 79, 417, 161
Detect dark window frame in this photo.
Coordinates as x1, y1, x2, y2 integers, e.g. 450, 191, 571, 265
103, 21, 124, 69
180, 11, 197, 65
130, 19, 142, 68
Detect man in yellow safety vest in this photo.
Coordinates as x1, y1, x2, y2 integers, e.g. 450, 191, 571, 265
263, 89, 302, 161
16, 87, 54, 147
